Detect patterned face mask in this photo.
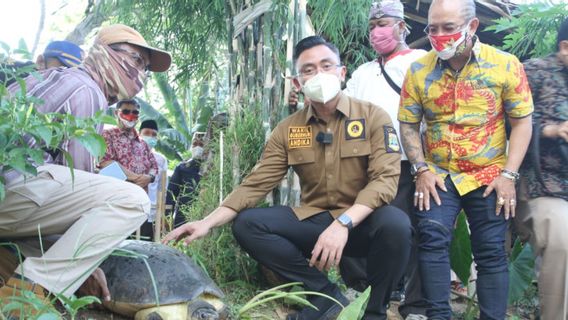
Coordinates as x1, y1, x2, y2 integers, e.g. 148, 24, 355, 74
428, 25, 470, 60
83, 42, 146, 105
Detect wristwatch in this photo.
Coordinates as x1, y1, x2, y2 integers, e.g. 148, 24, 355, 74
337, 214, 353, 231
410, 162, 429, 176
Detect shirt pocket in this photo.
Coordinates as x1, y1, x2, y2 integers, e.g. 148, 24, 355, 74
288, 148, 316, 181
340, 141, 371, 158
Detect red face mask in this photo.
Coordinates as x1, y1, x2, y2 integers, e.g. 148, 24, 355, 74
120, 113, 139, 122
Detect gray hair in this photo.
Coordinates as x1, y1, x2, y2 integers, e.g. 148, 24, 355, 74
462, 0, 476, 21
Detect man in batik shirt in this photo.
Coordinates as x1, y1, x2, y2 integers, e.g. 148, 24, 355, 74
100, 99, 159, 192
517, 17, 568, 320
398, 0, 533, 318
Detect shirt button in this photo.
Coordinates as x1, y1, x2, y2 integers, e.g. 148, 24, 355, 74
327, 128, 331, 132
326, 151, 332, 156
298, 156, 303, 161
353, 148, 358, 154
327, 174, 333, 179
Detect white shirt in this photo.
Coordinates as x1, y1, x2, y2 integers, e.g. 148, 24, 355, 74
148, 151, 168, 221
344, 49, 427, 160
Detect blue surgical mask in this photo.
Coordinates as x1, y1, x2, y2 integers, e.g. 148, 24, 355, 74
142, 136, 158, 148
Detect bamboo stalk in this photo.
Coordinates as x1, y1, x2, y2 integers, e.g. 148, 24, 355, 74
153, 172, 167, 242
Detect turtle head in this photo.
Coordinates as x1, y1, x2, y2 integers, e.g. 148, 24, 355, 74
187, 300, 219, 320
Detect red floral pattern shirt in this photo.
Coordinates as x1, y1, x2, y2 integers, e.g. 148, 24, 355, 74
101, 127, 158, 176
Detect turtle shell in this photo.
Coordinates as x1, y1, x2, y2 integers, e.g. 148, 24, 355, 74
100, 240, 224, 315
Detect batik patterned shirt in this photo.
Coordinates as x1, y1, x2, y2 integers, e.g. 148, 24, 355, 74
101, 127, 158, 176
398, 40, 533, 195
521, 54, 568, 201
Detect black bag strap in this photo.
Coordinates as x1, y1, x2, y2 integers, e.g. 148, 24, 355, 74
379, 60, 401, 95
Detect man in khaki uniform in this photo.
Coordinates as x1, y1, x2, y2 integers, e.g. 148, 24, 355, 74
164, 36, 411, 320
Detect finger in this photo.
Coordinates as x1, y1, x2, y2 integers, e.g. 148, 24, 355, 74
503, 198, 510, 220
96, 270, 111, 301
413, 191, 419, 207
318, 249, 330, 271
424, 190, 432, 211
418, 191, 424, 211
429, 185, 441, 207
310, 245, 322, 268
483, 184, 494, 197
435, 177, 447, 192
510, 199, 516, 218
495, 196, 503, 215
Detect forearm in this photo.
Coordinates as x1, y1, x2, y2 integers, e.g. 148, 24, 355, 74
202, 206, 238, 228
506, 116, 533, 172
400, 122, 425, 164
343, 204, 373, 228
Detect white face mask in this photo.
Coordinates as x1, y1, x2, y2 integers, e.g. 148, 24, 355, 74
301, 72, 341, 104
191, 146, 204, 159
119, 117, 137, 129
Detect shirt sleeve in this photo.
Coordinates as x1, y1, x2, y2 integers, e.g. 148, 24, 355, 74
398, 63, 424, 124
100, 130, 115, 165
145, 144, 159, 176
354, 107, 401, 208
503, 57, 534, 118
221, 125, 289, 212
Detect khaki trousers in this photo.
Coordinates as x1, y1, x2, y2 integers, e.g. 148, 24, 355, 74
0, 164, 148, 297
516, 197, 568, 320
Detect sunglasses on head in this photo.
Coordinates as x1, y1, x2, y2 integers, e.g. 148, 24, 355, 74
119, 109, 140, 115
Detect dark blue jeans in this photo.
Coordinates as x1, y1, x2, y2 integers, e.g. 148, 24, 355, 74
416, 176, 508, 319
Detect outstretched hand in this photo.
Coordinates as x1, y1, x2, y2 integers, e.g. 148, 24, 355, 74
309, 221, 349, 272
161, 220, 211, 245
77, 267, 111, 303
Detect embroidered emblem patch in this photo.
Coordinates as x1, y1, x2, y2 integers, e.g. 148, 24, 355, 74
345, 119, 365, 140
288, 126, 312, 149
384, 126, 401, 153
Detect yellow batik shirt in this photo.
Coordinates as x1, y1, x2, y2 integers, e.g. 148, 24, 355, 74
398, 40, 533, 195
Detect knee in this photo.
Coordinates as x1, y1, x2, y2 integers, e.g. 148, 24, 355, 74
109, 181, 150, 218
231, 208, 262, 241
372, 206, 412, 247
472, 242, 507, 273
417, 219, 452, 251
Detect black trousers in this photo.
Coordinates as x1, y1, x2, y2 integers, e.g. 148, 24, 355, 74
232, 205, 411, 319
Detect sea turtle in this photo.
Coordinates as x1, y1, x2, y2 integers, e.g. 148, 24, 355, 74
99, 240, 226, 320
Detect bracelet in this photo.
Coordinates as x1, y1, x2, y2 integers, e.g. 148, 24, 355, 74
500, 169, 519, 182
413, 167, 430, 182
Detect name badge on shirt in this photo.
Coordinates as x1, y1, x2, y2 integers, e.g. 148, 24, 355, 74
288, 126, 312, 149
345, 119, 366, 140
384, 126, 401, 153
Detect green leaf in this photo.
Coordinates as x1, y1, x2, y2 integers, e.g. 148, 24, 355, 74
37, 313, 61, 320
0, 183, 5, 203
76, 134, 107, 158
337, 286, 371, 320
32, 125, 53, 145
450, 211, 473, 285
508, 239, 535, 304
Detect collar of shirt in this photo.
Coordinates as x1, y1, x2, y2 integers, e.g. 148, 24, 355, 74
120, 127, 139, 139
304, 92, 351, 124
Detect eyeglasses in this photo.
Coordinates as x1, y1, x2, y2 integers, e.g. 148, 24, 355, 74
423, 21, 470, 36
298, 63, 342, 78
119, 109, 140, 115
110, 45, 151, 72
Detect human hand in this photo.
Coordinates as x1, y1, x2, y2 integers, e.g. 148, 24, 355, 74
543, 121, 568, 142
77, 268, 111, 303
414, 170, 446, 211
309, 221, 349, 272
483, 175, 516, 219
288, 87, 300, 107
131, 174, 152, 188
161, 220, 211, 245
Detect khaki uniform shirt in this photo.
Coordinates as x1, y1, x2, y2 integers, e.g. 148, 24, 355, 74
222, 93, 401, 220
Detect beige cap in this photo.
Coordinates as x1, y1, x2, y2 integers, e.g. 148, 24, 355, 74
96, 24, 172, 72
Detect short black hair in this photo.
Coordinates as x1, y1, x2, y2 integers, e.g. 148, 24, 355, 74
557, 17, 568, 51
140, 119, 158, 131
293, 36, 341, 66
116, 99, 140, 109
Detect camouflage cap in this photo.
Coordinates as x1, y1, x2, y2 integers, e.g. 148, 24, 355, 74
95, 24, 171, 72
369, 0, 404, 20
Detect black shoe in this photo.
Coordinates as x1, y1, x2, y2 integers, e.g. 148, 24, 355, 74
286, 286, 349, 320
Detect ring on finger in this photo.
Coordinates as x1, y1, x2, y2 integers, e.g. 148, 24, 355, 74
510, 199, 516, 206
414, 192, 419, 197
497, 197, 505, 206
418, 192, 424, 199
